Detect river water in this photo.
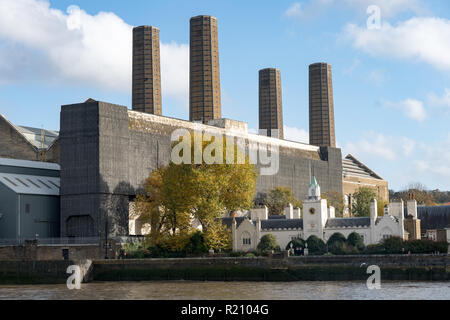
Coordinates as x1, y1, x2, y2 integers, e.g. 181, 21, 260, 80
0, 281, 449, 300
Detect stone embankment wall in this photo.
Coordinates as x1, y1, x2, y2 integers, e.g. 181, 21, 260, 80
2, 255, 446, 284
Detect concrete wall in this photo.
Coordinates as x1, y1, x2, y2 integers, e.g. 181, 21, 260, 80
60, 100, 343, 238
0, 240, 118, 261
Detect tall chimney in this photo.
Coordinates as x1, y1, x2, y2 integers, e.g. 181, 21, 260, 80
308, 62, 336, 147
132, 26, 162, 115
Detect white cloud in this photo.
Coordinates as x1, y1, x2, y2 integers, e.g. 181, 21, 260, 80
283, 125, 309, 143
285, 0, 423, 20
0, 0, 188, 103
429, 88, 450, 110
383, 99, 427, 122
343, 132, 450, 189
344, 17, 450, 72
343, 132, 398, 161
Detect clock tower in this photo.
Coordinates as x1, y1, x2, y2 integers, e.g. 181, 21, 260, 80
303, 176, 328, 240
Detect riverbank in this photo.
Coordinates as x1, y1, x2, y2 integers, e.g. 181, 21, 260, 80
0, 255, 449, 284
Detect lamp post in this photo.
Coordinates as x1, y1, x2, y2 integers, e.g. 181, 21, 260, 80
104, 215, 108, 259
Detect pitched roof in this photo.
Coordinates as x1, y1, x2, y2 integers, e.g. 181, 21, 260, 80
261, 219, 303, 230
342, 154, 384, 180
0, 172, 60, 195
0, 114, 58, 150
325, 217, 371, 228
0, 157, 60, 171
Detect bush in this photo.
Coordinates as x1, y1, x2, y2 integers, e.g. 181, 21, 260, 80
257, 234, 280, 253
364, 244, 386, 255
347, 232, 365, 251
327, 232, 347, 246
380, 236, 405, 254
405, 240, 448, 254
328, 241, 359, 255
285, 238, 305, 251
306, 235, 326, 255
185, 231, 208, 255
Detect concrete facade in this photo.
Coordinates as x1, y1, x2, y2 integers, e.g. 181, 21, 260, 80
259, 68, 283, 139
189, 15, 221, 123
60, 100, 343, 238
132, 26, 162, 115
309, 63, 336, 147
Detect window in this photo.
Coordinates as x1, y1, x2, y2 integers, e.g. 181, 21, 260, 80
242, 232, 251, 246
25, 204, 30, 214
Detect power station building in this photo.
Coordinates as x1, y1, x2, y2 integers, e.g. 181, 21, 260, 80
0, 15, 390, 240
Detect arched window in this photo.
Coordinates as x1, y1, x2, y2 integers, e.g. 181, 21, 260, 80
242, 232, 251, 246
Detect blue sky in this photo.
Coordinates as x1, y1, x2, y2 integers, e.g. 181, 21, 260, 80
0, 0, 450, 191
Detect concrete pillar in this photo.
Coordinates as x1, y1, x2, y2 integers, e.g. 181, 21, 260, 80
293, 207, 301, 219
328, 206, 335, 219
284, 203, 293, 219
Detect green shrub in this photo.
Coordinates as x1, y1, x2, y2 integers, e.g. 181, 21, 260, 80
257, 234, 280, 253
185, 231, 208, 255
364, 244, 385, 254
327, 233, 347, 246
306, 235, 326, 255
285, 238, 305, 250
405, 240, 448, 254
380, 236, 405, 254
347, 232, 365, 251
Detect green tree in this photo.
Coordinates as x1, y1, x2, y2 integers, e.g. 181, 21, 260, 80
264, 186, 302, 215
187, 132, 258, 230
185, 231, 208, 255
306, 235, 326, 255
257, 234, 280, 252
204, 220, 232, 251
326, 232, 347, 246
347, 232, 365, 251
322, 191, 345, 217
352, 187, 376, 217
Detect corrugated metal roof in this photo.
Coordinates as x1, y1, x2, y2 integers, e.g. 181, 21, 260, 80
0, 158, 60, 171
14, 125, 58, 149
0, 173, 60, 195
342, 154, 383, 180
417, 205, 450, 230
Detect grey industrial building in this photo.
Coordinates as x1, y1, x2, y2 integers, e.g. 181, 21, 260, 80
0, 158, 60, 239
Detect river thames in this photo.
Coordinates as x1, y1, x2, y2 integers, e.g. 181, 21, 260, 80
0, 281, 449, 300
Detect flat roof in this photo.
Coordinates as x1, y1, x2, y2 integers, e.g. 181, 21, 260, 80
0, 158, 60, 171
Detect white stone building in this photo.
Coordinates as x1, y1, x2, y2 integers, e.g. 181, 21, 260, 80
227, 177, 418, 252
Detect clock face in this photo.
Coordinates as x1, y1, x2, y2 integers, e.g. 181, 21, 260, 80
309, 208, 315, 214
